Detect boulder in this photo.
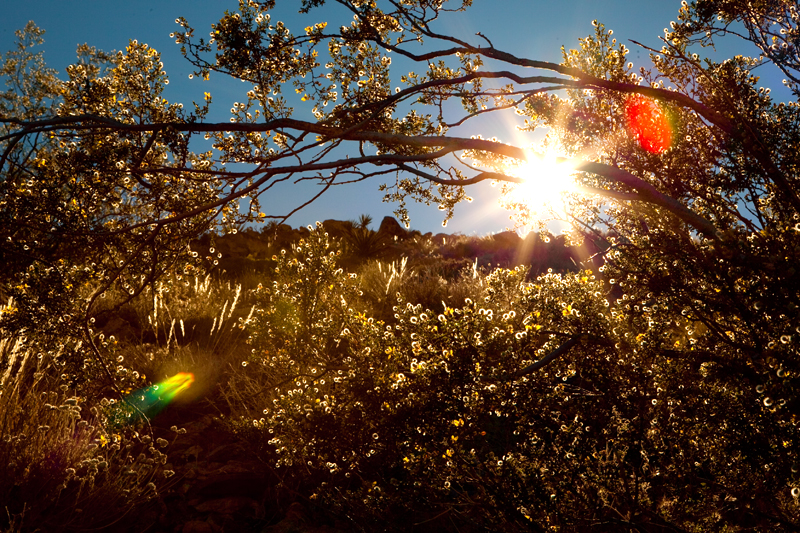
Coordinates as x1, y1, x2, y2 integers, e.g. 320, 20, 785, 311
269, 224, 303, 251
432, 233, 449, 245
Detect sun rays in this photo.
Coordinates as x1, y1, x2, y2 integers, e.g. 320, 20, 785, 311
498, 146, 581, 226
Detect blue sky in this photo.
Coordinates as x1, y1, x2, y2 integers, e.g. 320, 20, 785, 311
4, 0, 765, 236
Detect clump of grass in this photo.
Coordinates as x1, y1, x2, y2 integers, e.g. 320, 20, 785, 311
355, 257, 487, 322
356, 257, 412, 321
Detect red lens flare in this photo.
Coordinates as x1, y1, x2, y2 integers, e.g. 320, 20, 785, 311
625, 95, 672, 154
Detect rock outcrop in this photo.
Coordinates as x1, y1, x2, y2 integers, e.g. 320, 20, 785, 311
377, 216, 408, 240
320, 219, 352, 240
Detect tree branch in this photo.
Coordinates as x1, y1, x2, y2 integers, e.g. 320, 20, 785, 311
3, 112, 722, 238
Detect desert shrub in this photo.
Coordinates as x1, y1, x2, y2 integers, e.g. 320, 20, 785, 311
0, 262, 95, 351
224, 231, 800, 531
339, 215, 395, 265
222, 224, 363, 419
235, 258, 603, 530
225, 228, 600, 529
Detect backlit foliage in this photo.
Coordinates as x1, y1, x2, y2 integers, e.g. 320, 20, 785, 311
229, 228, 800, 531
3, 0, 800, 530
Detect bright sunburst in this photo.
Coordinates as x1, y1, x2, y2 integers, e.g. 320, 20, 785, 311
504, 151, 578, 219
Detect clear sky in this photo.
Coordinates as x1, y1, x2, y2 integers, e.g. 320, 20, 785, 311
5, 0, 762, 236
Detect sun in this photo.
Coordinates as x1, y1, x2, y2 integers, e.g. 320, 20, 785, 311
504, 151, 578, 217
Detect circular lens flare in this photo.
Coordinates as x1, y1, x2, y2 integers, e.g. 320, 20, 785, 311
625, 95, 672, 153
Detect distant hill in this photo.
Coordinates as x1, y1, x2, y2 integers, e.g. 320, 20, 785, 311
191, 216, 607, 281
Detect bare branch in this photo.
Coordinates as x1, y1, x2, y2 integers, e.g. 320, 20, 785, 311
514, 334, 587, 378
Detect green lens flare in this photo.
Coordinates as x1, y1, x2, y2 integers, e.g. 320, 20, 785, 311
108, 372, 195, 427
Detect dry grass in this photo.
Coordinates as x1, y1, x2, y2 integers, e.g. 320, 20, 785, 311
0, 302, 168, 532
0, 236, 531, 531
111, 273, 257, 415
355, 257, 487, 322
